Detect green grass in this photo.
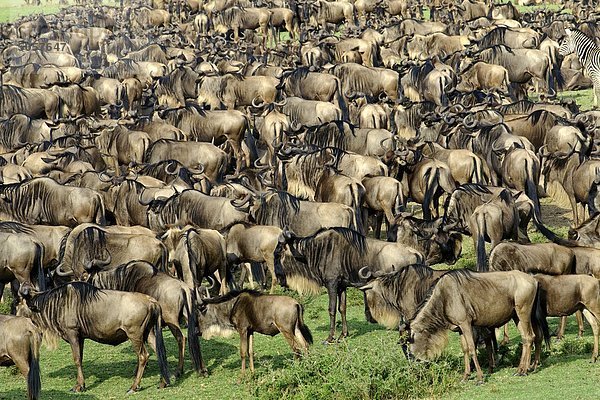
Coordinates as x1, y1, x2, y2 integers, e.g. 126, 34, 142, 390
0, 0, 120, 22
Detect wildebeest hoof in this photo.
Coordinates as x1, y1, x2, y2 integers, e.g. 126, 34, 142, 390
71, 384, 85, 392
127, 388, 138, 395
476, 380, 484, 386
322, 338, 336, 345
200, 368, 209, 377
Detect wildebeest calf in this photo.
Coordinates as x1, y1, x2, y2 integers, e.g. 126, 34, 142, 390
0, 315, 42, 400
197, 290, 313, 374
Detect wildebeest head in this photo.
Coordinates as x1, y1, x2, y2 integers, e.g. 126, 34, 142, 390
196, 293, 238, 338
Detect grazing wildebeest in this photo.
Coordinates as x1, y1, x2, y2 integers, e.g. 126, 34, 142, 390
0, 314, 42, 400
408, 270, 549, 383
197, 290, 313, 374
87, 260, 206, 377
17, 282, 171, 393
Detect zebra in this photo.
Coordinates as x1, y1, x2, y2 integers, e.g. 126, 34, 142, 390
560, 28, 600, 108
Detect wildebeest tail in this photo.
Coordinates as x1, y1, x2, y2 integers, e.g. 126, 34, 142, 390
532, 283, 551, 349
152, 305, 171, 386
185, 288, 204, 374
422, 168, 439, 220
296, 304, 313, 345
27, 329, 42, 400
334, 77, 349, 121
95, 195, 107, 226
394, 182, 404, 215
548, 50, 564, 91
32, 242, 46, 291
475, 213, 488, 272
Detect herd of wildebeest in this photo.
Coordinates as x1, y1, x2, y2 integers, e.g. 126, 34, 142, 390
5, 0, 600, 398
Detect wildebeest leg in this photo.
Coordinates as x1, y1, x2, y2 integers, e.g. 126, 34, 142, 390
570, 196, 579, 227
67, 334, 86, 392
459, 334, 472, 380
557, 316, 567, 340
248, 332, 255, 372
582, 309, 599, 362
325, 285, 338, 343
515, 315, 534, 375
0, 282, 4, 303
265, 255, 277, 294
374, 212, 384, 239
168, 324, 185, 378
239, 329, 249, 375
338, 289, 348, 340
461, 324, 484, 383
500, 324, 510, 346
576, 310, 585, 337
129, 337, 149, 393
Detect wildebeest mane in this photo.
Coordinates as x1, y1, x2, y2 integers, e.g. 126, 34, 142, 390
102, 59, 140, 80
377, 264, 439, 310
0, 221, 34, 234
27, 282, 104, 335
256, 190, 301, 227
478, 26, 510, 49
304, 120, 348, 150
497, 99, 536, 115
90, 260, 158, 290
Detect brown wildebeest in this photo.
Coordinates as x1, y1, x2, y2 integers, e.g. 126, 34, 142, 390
408, 270, 549, 383
197, 290, 313, 375
87, 260, 206, 378
489, 242, 576, 343
534, 274, 600, 362
0, 315, 42, 400
360, 264, 497, 370
17, 282, 170, 393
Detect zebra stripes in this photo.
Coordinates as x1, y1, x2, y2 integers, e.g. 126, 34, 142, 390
560, 28, 600, 107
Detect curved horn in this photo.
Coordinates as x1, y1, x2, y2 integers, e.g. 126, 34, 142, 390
98, 171, 113, 182
358, 266, 372, 280
252, 96, 266, 108
54, 265, 74, 277
205, 275, 216, 289
231, 193, 252, 208
164, 160, 178, 175
463, 113, 477, 129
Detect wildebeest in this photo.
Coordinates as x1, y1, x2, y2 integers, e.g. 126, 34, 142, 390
408, 270, 549, 383
87, 260, 206, 377
249, 190, 359, 236
0, 314, 42, 400
224, 223, 289, 293
534, 274, 600, 362
0, 177, 106, 227
197, 290, 313, 374
17, 282, 171, 393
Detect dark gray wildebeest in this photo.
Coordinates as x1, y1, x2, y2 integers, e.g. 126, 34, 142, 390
0, 177, 106, 227
407, 270, 549, 383
386, 214, 463, 265
197, 290, 312, 375
17, 282, 170, 393
87, 260, 206, 378
283, 227, 419, 342
0, 314, 42, 400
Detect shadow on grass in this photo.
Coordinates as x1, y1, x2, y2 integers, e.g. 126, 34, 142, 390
313, 317, 387, 338
0, 388, 99, 400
